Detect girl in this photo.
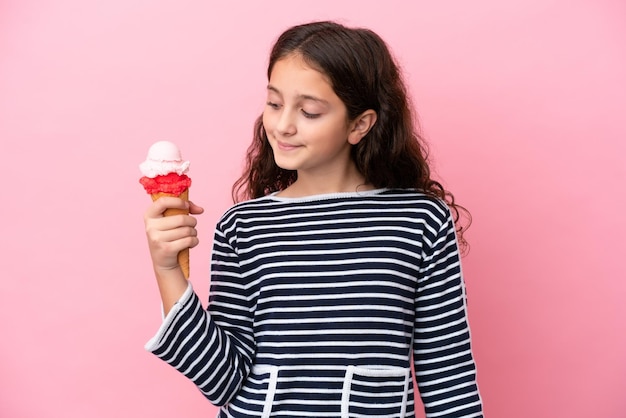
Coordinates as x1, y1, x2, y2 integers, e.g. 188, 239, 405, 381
143, 21, 483, 418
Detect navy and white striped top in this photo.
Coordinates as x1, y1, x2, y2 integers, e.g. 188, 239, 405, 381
146, 188, 483, 417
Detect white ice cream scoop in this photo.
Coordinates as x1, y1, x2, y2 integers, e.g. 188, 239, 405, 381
139, 140, 190, 178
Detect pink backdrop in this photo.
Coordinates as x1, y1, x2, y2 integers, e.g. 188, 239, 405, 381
1, 1, 625, 417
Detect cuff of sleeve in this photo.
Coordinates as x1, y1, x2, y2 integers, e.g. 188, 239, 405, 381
144, 281, 194, 352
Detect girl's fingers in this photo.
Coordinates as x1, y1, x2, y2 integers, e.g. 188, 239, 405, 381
145, 220, 198, 255
151, 225, 198, 243
188, 200, 204, 214
150, 234, 199, 256
144, 196, 190, 219
143, 196, 202, 270
146, 213, 197, 231
146, 224, 200, 270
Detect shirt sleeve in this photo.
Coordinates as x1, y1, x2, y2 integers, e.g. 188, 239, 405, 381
413, 206, 484, 417
144, 224, 254, 406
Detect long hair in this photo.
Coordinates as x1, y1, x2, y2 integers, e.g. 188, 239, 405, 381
232, 21, 471, 251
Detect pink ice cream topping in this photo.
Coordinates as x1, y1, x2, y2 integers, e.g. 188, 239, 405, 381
139, 140, 190, 178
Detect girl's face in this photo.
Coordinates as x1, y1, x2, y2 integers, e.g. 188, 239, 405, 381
263, 54, 361, 179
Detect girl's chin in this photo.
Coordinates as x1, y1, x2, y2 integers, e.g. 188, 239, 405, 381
272, 154, 300, 171
274, 161, 299, 171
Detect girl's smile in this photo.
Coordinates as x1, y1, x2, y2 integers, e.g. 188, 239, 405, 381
275, 140, 302, 151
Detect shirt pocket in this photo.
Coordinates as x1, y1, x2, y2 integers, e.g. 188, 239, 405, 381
224, 365, 278, 418
341, 365, 411, 418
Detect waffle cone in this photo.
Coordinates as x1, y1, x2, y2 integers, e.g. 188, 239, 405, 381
150, 189, 190, 279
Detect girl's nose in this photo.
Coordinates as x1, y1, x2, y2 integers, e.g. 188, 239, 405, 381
276, 109, 296, 136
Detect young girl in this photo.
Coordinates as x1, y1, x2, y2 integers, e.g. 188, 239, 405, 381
143, 21, 483, 418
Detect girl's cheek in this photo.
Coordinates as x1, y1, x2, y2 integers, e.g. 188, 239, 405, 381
262, 112, 272, 134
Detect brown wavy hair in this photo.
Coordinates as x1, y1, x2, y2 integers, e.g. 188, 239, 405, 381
232, 21, 471, 252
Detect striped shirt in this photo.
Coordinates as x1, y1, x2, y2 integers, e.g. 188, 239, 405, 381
146, 188, 483, 417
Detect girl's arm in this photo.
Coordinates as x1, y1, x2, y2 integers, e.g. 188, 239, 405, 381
143, 199, 254, 406
414, 207, 483, 418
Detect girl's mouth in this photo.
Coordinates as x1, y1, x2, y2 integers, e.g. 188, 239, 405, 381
277, 141, 301, 151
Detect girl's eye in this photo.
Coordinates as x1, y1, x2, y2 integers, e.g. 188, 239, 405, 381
266, 101, 281, 109
302, 110, 320, 119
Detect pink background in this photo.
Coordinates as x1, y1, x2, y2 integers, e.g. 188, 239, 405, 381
1, 1, 625, 417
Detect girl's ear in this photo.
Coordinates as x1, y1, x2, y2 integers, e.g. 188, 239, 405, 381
348, 110, 377, 145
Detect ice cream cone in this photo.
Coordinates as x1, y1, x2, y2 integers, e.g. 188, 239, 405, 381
150, 189, 190, 279
140, 141, 192, 279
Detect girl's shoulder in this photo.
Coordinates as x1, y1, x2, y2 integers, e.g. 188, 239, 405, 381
216, 188, 451, 229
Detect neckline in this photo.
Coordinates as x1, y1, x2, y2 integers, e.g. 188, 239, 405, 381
266, 188, 389, 203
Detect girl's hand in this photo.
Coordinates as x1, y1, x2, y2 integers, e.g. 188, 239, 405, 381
143, 197, 204, 274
